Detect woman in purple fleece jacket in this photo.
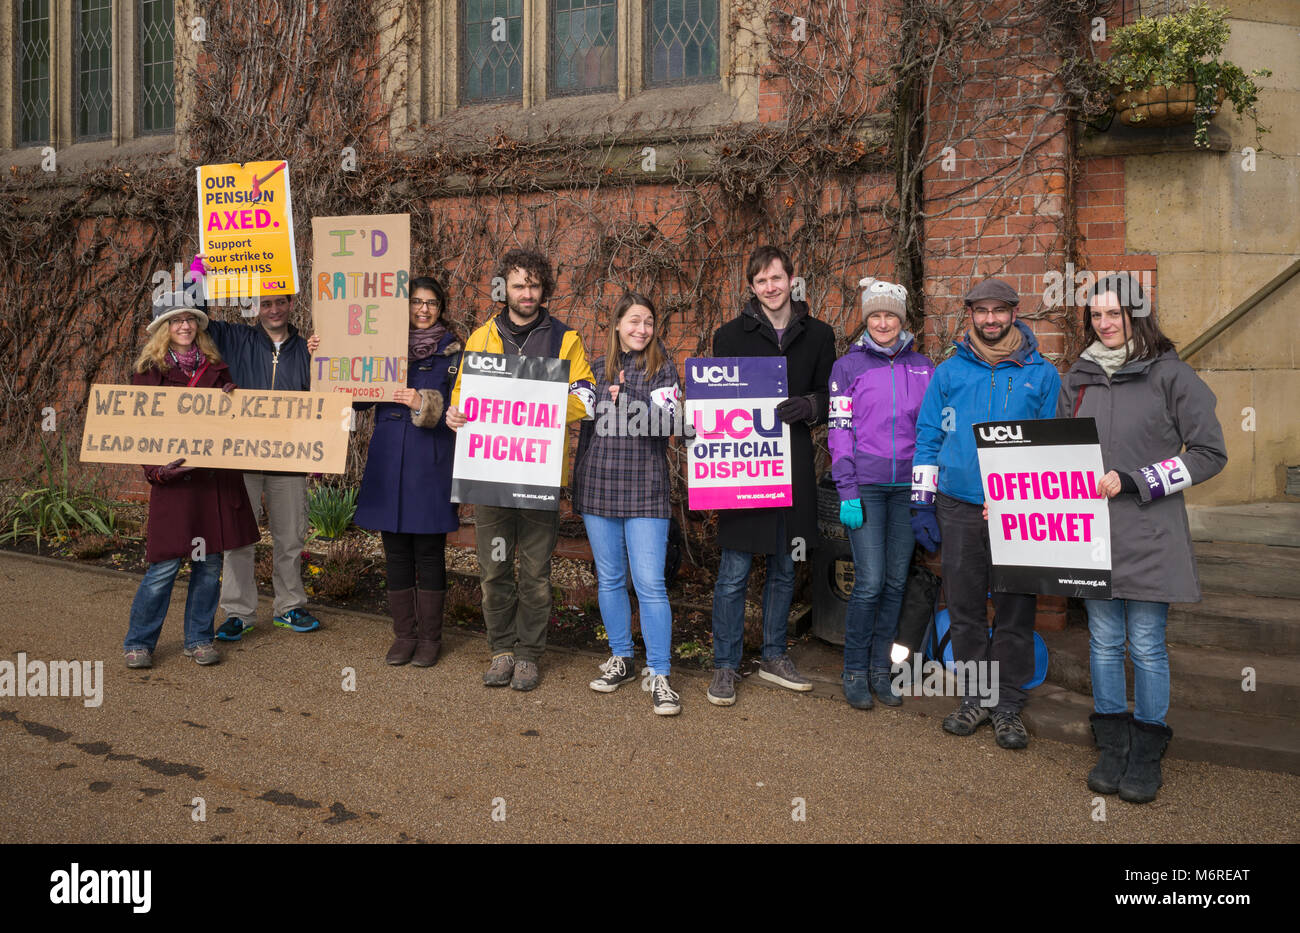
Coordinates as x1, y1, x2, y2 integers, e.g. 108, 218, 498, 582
828, 278, 934, 709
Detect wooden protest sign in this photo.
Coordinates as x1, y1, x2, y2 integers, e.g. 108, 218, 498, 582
975, 417, 1112, 598
684, 357, 792, 510
80, 385, 350, 474
196, 160, 298, 299
451, 353, 570, 510
309, 214, 411, 402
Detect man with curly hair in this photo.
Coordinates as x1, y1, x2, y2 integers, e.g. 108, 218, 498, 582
448, 248, 596, 691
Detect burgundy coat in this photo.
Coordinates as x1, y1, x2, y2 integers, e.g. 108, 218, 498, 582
133, 360, 260, 563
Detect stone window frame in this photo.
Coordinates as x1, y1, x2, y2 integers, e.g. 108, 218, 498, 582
0, 0, 199, 161
403, 0, 762, 129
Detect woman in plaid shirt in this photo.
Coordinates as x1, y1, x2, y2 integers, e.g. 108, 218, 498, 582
572, 293, 683, 715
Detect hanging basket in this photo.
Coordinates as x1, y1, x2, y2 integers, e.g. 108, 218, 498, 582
1112, 83, 1227, 128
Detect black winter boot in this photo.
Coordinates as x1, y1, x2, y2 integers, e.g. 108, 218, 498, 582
1119, 718, 1173, 804
385, 588, 418, 665
1087, 712, 1132, 794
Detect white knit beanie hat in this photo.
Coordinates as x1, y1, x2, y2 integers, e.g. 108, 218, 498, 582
859, 277, 907, 321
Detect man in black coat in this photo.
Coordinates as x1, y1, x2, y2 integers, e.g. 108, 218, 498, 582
706, 245, 836, 706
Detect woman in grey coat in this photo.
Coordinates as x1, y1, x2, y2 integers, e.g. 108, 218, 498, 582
1059, 274, 1226, 805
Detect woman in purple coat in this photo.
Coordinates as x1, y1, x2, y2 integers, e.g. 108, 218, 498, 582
123, 293, 259, 669
828, 277, 934, 709
311, 277, 462, 667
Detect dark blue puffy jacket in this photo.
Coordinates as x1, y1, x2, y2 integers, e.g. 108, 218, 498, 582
205, 319, 311, 392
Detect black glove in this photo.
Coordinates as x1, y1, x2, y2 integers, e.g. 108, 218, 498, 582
775, 394, 816, 424
221, 381, 237, 394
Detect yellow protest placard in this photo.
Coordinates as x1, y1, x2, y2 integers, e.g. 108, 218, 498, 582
80, 385, 350, 474
196, 160, 298, 299
310, 214, 411, 402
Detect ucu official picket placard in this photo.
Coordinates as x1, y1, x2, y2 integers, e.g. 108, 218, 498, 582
451, 353, 570, 510
685, 357, 791, 510
974, 417, 1112, 599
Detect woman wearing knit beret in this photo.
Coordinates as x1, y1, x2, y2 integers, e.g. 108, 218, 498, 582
828, 278, 934, 709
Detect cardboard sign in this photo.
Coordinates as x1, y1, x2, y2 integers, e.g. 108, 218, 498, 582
451, 353, 570, 510
684, 357, 791, 510
80, 385, 349, 474
196, 160, 298, 299
309, 214, 411, 402
975, 417, 1112, 598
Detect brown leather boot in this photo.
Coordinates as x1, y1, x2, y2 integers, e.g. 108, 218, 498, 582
385, 588, 418, 665
411, 589, 445, 667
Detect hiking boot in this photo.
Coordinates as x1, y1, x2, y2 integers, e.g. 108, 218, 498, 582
273, 607, 321, 632
707, 668, 738, 706
870, 671, 902, 707
215, 617, 253, 642
1087, 712, 1132, 794
842, 672, 873, 709
992, 710, 1029, 749
124, 648, 153, 669
589, 655, 637, 693
758, 655, 813, 692
385, 588, 418, 665
650, 675, 682, 716
482, 653, 515, 687
510, 659, 540, 692
1119, 719, 1173, 804
183, 643, 221, 666
942, 702, 991, 736
410, 589, 444, 668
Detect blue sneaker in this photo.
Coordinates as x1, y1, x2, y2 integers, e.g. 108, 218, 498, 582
273, 607, 322, 632
215, 617, 254, 641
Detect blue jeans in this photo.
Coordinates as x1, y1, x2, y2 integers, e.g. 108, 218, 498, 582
843, 485, 914, 674
1085, 598, 1170, 726
583, 514, 673, 676
712, 543, 795, 670
124, 554, 224, 652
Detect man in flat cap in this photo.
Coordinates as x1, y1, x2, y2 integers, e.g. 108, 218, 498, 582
910, 278, 1061, 748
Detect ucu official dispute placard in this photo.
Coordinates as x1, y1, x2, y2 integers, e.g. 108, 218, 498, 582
685, 357, 791, 510
451, 352, 570, 510
974, 417, 1112, 598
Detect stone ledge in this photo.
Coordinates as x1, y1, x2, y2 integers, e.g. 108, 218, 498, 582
1081, 119, 1232, 157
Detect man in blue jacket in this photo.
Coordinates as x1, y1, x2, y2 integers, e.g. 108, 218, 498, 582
910, 278, 1060, 749
204, 289, 323, 639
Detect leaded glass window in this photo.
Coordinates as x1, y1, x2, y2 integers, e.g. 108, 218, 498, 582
76, 0, 114, 140
644, 0, 718, 88
18, 0, 52, 146
138, 0, 174, 133
462, 0, 524, 102
550, 0, 616, 96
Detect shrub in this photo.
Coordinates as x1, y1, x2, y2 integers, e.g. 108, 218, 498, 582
1, 436, 117, 551
317, 538, 367, 600
307, 484, 359, 540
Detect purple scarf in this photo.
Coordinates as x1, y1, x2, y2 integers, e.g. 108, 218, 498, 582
409, 324, 447, 360
171, 346, 203, 374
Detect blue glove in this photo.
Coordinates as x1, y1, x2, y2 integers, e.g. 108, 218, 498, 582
910, 504, 941, 553
840, 499, 864, 530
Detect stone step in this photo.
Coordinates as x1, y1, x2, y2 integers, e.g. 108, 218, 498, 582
1167, 593, 1300, 655
1024, 686, 1300, 776
1041, 626, 1300, 718
1187, 502, 1300, 548
1194, 540, 1300, 599
788, 635, 1300, 775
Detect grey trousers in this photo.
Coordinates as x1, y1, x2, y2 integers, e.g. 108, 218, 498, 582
474, 504, 560, 663
219, 472, 309, 618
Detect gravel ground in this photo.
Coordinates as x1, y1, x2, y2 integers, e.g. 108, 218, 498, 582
2, 550, 1296, 845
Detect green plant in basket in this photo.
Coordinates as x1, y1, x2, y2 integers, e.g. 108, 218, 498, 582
1103, 2, 1270, 148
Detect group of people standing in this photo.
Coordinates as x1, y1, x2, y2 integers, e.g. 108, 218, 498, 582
123, 244, 1224, 803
